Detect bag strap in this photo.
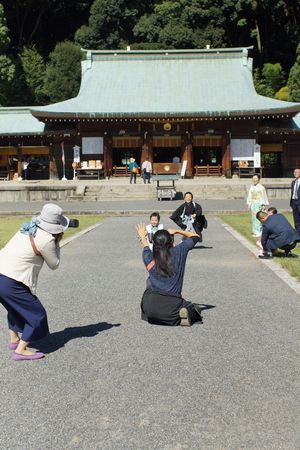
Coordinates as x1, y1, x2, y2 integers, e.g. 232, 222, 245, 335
29, 234, 42, 257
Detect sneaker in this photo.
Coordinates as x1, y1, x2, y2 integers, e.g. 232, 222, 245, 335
179, 307, 191, 327
258, 254, 272, 259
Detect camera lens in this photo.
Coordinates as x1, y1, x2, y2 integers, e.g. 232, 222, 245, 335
68, 219, 79, 228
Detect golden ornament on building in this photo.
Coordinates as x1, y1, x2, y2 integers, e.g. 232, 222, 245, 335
163, 122, 172, 131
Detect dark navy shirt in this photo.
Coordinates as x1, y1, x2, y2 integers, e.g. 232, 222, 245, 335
142, 237, 198, 295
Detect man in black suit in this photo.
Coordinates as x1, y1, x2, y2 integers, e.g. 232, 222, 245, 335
290, 168, 300, 235
256, 211, 300, 259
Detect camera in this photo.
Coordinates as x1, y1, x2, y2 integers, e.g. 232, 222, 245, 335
68, 218, 79, 228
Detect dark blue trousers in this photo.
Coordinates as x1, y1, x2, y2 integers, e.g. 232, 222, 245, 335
0, 274, 49, 342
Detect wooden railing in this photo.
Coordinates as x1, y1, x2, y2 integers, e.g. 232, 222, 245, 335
113, 166, 130, 177
0, 171, 9, 181
194, 165, 222, 176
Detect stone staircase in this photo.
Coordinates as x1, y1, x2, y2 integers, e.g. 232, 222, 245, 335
68, 181, 250, 201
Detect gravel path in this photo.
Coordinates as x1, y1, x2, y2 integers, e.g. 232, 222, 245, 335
0, 216, 299, 449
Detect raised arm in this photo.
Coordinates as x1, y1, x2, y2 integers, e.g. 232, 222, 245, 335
136, 223, 149, 248
167, 228, 199, 238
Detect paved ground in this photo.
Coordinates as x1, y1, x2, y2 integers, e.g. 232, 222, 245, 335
0, 198, 291, 214
0, 216, 299, 449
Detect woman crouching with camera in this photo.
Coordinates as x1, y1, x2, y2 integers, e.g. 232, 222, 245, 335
0, 203, 69, 361
136, 224, 203, 326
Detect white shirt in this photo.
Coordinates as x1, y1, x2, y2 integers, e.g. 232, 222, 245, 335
292, 179, 299, 200
146, 223, 164, 250
142, 161, 152, 173
0, 228, 60, 293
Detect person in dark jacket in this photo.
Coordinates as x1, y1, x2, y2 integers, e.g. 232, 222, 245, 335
169, 192, 207, 240
290, 168, 300, 235
136, 224, 203, 327
256, 211, 300, 259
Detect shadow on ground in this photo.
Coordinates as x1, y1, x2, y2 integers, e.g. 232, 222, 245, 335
35, 322, 121, 354
192, 245, 213, 250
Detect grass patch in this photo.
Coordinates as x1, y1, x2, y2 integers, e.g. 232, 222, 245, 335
221, 213, 300, 280
0, 215, 105, 249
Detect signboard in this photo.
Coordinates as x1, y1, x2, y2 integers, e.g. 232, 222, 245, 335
73, 145, 80, 163
180, 160, 187, 177
82, 137, 103, 155
230, 139, 255, 161
253, 144, 261, 168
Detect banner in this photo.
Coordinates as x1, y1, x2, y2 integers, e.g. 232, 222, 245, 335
61, 142, 65, 164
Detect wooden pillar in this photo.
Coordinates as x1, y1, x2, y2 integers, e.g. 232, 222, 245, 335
141, 133, 153, 163
181, 134, 193, 177
49, 144, 59, 180
17, 145, 22, 177
222, 135, 231, 176
104, 135, 112, 177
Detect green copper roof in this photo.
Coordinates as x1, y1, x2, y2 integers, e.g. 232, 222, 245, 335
30, 47, 300, 119
0, 107, 45, 135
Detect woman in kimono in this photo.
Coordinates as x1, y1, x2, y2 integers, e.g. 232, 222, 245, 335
247, 175, 269, 237
169, 192, 207, 240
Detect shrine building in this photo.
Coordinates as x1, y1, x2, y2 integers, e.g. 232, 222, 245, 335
0, 46, 300, 180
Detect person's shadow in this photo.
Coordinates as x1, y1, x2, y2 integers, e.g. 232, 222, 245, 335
192, 245, 213, 250
35, 322, 121, 354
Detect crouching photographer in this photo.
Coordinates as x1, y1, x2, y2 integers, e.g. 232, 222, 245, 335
0, 203, 77, 361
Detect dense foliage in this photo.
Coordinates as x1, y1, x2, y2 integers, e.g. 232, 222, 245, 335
0, 0, 299, 106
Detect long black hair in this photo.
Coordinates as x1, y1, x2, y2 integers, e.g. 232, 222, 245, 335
152, 230, 174, 277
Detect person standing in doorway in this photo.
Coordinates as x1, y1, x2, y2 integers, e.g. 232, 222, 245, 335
129, 157, 139, 184
290, 168, 300, 235
21, 158, 30, 180
142, 157, 152, 184
246, 174, 269, 237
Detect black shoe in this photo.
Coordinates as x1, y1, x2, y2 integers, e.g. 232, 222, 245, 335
258, 254, 272, 259
193, 304, 203, 323
285, 252, 298, 258
179, 307, 191, 327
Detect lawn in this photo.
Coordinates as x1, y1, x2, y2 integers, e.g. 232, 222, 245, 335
221, 213, 300, 279
0, 215, 104, 249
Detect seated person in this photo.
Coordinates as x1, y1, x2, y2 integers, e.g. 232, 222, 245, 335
136, 224, 203, 327
170, 191, 207, 241
146, 212, 163, 250
256, 211, 300, 259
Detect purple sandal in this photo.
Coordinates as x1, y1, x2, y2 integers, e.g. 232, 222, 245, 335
12, 352, 45, 361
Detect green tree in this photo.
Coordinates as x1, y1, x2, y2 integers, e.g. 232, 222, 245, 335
0, 3, 15, 104
75, 0, 152, 49
275, 86, 288, 101
287, 44, 300, 102
253, 63, 285, 97
20, 46, 46, 104
44, 41, 82, 103
1, 0, 94, 56
133, 0, 231, 49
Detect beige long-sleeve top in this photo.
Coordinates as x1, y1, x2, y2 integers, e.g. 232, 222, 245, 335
0, 228, 60, 294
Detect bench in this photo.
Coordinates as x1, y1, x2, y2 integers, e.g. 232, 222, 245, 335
0, 171, 9, 181
113, 166, 130, 177
194, 165, 222, 176
76, 168, 105, 180
237, 167, 263, 178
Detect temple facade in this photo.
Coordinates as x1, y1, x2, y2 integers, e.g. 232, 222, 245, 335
0, 47, 300, 180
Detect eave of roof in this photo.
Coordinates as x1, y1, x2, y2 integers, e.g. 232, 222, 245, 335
0, 107, 45, 135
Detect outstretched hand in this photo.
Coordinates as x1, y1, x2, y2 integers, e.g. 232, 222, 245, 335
136, 223, 148, 240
